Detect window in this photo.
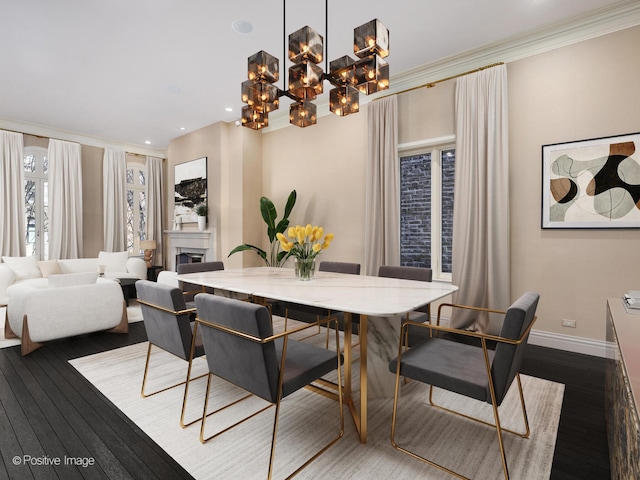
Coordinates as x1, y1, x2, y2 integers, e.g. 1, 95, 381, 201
400, 141, 455, 282
126, 161, 147, 254
24, 147, 49, 260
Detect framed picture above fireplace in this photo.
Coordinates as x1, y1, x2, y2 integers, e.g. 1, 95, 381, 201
174, 156, 207, 223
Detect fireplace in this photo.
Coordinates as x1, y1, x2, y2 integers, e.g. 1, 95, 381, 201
176, 252, 203, 266
164, 229, 216, 271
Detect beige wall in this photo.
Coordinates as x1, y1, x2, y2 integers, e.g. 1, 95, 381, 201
167, 123, 263, 268
81, 144, 103, 256
398, 79, 455, 144
508, 25, 640, 340
257, 25, 640, 342
262, 112, 368, 266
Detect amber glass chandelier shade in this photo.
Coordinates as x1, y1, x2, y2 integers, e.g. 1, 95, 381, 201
354, 55, 389, 94
329, 86, 359, 117
289, 100, 317, 128
288, 26, 324, 64
329, 55, 356, 85
288, 62, 324, 99
241, 105, 269, 129
240, 11, 388, 129
354, 19, 389, 59
247, 50, 279, 83
241, 80, 279, 112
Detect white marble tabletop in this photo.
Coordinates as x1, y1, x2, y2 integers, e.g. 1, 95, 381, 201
177, 266, 456, 316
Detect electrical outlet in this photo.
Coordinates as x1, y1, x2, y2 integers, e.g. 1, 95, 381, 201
562, 319, 577, 328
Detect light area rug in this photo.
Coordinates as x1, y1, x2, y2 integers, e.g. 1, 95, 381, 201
0, 301, 144, 350
69, 328, 564, 480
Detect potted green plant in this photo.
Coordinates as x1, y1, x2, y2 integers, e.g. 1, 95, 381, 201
195, 203, 208, 231
228, 189, 296, 266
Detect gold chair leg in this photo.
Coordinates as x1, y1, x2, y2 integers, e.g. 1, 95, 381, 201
285, 326, 345, 479
199, 372, 272, 444
141, 343, 207, 401
390, 343, 467, 479
427, 376, 530, 439
200, 326, 345, 480
180, 349, 209, 428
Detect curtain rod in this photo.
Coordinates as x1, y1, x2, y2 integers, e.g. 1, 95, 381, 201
375, 61, 504, 100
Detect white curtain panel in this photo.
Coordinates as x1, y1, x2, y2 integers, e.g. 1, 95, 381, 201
48, 139, 83, 259
102, 148, 127, 252
451, 64, 510, 334
0, 130, 26, 257
146, 156, 164, 266
364, 95, 400, 276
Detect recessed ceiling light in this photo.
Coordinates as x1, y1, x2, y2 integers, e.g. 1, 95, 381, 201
145, 140, 151, 145
232, 20, 253, 34
225, 107, 233, 112
179, 127, 186, 131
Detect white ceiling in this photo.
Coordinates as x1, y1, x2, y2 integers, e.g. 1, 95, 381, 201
0, 0, 635, 151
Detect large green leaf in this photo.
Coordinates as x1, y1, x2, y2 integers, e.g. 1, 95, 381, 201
274, 218, 290, 235
283, 190, 297, 219
276, 250, 291, 264
227, 244, 267, 261
228, 189, 297, 266
260, 197, 277, 242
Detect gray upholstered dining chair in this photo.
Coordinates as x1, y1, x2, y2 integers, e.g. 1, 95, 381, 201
282, 260, 361, 341
319, 261, 361, 340
378, 265, 433, 347
177, 261, 225, 305
284, 260, 361, 347
318, 260, 361, 276
389, 292, 540, 480
136, 280, 206, 428
193, 294, 344, 479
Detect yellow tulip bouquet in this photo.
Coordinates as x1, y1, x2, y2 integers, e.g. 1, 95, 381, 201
276, 224, 335, 279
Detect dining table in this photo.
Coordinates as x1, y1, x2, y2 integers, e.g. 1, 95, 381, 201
176, 266, 458, 443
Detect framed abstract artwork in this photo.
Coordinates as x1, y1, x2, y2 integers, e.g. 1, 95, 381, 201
174, 157, 207, 223
542, 132, 640, 229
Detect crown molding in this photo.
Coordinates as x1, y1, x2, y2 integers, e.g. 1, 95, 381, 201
0, 118, 167, 158
264, 0, 640, 133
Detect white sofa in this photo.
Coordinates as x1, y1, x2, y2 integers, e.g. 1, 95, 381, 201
0, 252, 147, 306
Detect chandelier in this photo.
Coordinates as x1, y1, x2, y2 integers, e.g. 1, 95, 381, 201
241, 2, 389, 130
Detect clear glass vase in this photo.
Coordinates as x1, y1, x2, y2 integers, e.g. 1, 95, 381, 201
294, 258, 316, 281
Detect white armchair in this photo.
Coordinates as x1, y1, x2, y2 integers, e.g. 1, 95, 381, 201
5, 276, 128, 355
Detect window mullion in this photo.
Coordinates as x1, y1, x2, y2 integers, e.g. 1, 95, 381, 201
431, 148, 443, 278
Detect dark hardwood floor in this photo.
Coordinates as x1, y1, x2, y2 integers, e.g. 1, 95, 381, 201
0, 323, 609, 479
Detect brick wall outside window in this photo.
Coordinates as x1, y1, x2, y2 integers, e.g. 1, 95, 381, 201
400, 153, 431, 267
400, 150, 455, 274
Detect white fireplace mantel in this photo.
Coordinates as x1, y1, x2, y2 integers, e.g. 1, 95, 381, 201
164, 229, 216, 271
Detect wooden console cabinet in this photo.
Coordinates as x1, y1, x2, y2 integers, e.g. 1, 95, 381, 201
606, 298, 640, 478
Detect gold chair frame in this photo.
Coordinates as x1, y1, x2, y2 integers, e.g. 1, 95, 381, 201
193, 313, 344, 480
390, 303, 537, 480
137, 298, 208, 428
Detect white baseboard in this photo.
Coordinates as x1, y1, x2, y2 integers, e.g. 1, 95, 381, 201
528, 329, 607, 358
437, 315, 607, 358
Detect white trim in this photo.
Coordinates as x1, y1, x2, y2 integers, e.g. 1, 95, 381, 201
437, 315, 607, 357
263, 0, 640, 133
398, 135, 456, 154
529, 329, 607, 358
0, 118, 167, 158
